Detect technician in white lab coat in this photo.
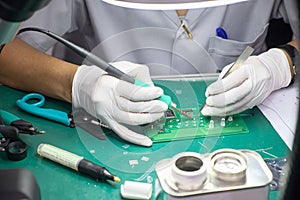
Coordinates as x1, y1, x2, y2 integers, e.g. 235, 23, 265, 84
0, 0, 298, 146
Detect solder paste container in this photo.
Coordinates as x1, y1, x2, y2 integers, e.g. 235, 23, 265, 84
155, 149, 273, 200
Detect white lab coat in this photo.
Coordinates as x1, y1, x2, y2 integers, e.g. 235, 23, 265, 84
19, 0, 299, 76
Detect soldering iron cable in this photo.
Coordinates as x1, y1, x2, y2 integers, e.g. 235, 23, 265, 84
17, 27, 134, 83
17, 27, 193, 119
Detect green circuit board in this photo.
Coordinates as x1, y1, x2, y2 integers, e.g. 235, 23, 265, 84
145, 108, 249, 143
142, 79, 250, 143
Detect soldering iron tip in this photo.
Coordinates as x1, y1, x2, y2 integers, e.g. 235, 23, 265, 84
171, 106, 194, 120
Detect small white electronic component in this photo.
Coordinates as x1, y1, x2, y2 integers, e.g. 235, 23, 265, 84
120, 181, 152, 200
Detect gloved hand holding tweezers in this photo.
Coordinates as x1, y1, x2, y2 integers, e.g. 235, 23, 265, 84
202, 48, 292, 116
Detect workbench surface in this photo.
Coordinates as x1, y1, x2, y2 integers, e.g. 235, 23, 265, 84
0, 78, 289, 200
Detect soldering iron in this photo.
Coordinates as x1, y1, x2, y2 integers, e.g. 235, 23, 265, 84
17, 27, 193, 119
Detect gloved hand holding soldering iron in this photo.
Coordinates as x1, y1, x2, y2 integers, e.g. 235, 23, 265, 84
0, 38, 166, 147
72, 61, 168, 147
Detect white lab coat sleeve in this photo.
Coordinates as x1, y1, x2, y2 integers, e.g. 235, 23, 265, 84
17, 0, 88, 52
274, 0, 299, 37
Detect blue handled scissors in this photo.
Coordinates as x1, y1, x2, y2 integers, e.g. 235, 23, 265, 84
16, 93, 74, 127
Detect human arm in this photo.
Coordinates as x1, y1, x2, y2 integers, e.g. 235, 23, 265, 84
201, 40, 299, 116
281, 40, 299, 79
0, 38, 77, 102
0, 38, 167, 146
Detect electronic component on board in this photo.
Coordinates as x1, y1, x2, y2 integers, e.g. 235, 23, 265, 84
146, 107, 249, 143
165, 110, 176, 119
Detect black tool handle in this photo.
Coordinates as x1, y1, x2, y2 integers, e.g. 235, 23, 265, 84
78, 159, 114, 182
0, 126, 19, 138
18, 27, 135, 84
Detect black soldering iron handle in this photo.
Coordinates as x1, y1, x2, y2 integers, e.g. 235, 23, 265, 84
86, 53, 135, 83
77, 159, 115, 182
17, 27, 135, 84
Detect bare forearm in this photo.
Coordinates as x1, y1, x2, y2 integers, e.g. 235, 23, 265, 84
0, 38, 78, 103
288, 39, 299, 51
276, 39, 299, 80
285, 39, 299, 79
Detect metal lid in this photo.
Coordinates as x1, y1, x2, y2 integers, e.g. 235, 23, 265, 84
209, 149, 247, 185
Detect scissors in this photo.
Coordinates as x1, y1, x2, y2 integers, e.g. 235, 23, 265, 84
16, 93, 108, 140
16, 93, 74, 127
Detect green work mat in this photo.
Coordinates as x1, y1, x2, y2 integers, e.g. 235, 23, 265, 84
0, 77, 290, 200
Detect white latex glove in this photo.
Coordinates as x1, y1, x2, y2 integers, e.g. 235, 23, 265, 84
202, 48, 292, 116
72, 61, 168, 146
